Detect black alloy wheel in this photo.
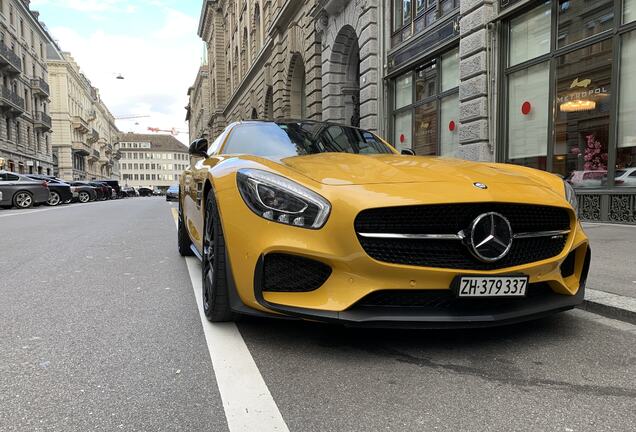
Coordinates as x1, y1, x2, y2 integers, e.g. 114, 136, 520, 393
47, 191, 61, 206
78, 191, 90, 203
14, 191, 34, 209
202, 193, 234, 322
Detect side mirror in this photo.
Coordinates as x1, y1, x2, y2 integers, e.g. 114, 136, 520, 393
401, 148, 415, 156
189, 138, 208, 157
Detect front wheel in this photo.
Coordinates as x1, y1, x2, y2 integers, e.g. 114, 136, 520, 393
14, 191, 33, 209
202, 193, 235, 322
47, 191, 61, 206
78, 191, 90, 203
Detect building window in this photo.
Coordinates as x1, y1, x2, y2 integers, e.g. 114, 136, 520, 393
391, 47, 459, 156
627, 0, 636, 23
557, 0, 614, 49
507, 62, 550, 169
391, 0, 459, 46
502, 1, 631, 189
509, 2, 551, 67
617, 31, 636, 185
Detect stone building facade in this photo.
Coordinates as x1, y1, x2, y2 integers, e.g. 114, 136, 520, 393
197, 0, 382, 137
194, 0, 636, 223
186, 64, 211, 143
116, 133, 189, 191
0, 0, 55, 175
47, 51, 120, 181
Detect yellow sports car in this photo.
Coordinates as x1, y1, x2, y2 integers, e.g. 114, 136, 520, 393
178, 120, 590, 328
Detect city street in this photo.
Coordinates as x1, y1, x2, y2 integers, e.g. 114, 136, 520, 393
0, 198, 635, 432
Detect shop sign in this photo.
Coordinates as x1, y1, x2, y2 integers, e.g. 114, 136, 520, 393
557, 78, 609, 104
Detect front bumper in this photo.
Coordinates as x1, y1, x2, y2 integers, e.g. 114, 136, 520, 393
217, 183, 591, 328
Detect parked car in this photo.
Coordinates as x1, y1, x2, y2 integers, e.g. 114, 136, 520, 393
121, 186, 138, 197
96, 180, 122, 198
166, 184, 179, 202
26, 175, 73, 206
84, 182, 108, 200
567, 170, 607, 188
178, 120, 589, 328
138, 187, 153, 197
614, 167, 636, 187
0, 171, 50, 209
69, 181, 98, 203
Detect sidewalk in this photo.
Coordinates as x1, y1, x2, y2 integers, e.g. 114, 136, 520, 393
580, 222, 636, 324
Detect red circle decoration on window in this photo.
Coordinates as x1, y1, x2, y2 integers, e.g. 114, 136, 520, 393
521, 101, 532, 115
449, 120, 456, 132
400, 134, 405, 143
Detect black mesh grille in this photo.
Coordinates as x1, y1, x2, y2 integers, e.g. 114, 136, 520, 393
355, 203, 571, 270
355, 283, 554, 312
263, 253, 332, 292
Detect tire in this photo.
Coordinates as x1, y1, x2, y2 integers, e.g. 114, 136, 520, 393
177, 202, 194, 257
202, 192, 235, 322
47, 191, 61, 206
13, 191, 34, 209
78, 191, 90, 203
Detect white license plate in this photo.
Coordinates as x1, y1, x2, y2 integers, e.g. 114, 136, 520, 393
457, 276, 528, 297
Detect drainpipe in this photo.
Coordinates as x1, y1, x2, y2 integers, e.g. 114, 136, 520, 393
378, 0, 386, 135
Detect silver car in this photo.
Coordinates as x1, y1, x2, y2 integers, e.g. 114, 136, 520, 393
0, 171, 50, 209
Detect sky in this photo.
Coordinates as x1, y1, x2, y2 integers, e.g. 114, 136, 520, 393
31, 0, 205, 144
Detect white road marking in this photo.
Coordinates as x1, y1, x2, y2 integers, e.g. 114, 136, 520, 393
172, 208, 289, 432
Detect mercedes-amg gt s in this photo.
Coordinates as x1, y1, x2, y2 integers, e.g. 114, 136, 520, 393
178, 120, 590, 328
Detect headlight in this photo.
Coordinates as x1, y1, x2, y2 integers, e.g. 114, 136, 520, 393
564, 180, 578, 215
237, 169, 331, 229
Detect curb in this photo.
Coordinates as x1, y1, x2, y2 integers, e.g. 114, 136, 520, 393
578, 289, 636, 325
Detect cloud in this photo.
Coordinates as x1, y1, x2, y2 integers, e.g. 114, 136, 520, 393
48, 7, 202, 143
31, 0, 136, 13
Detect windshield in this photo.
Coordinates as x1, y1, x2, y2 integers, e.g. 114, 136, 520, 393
222, 122, 393, 157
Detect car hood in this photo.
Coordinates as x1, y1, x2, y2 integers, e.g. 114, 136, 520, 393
276, 153, 552, 188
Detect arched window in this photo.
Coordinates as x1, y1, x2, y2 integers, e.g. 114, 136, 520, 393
289, 54, 306, 118
241, 27, 248, 77
254, 3, 262, 55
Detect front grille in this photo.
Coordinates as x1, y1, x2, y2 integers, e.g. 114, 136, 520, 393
354, 283, 554, 312
355, 203, 571, 270
262, 253, 332, 292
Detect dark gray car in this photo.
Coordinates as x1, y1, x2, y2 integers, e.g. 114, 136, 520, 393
0, 171, 50, 209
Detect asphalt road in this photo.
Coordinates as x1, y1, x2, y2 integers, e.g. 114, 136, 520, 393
0, 198, 635, 432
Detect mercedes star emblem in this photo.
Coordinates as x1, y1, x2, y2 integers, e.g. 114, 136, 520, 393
469, 212, 513, 262
473, 182, 488, 189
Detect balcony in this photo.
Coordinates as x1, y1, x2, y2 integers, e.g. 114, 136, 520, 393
88, 109, 96, 121
72, 141, 90, 157
71, 115, 90, 134
0, 87, 25, 115
31, 78, 50, 97
33, 111, 52, 131
113, 150, 122, 161
102, 142, 113, 154
0, 40, 22, 75
88, 149, 100, 162
87, 128, 99, 144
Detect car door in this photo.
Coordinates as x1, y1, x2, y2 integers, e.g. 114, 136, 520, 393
0, 172, 20, 205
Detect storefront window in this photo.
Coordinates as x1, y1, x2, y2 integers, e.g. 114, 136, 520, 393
441, 49, 459, 91
414, 101, 438, 155
395, 73, 413, 109
557, 0, 614, 49
554, 41, 612, 187
415, 61, 437, 101
627, 0, 636, 23
509, 2, 551, 67
394, 111, 412, 152
392, 47, 458, 156
440, 93, 459, 157
617, 31, 636, 186
508, 62, 550, 169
